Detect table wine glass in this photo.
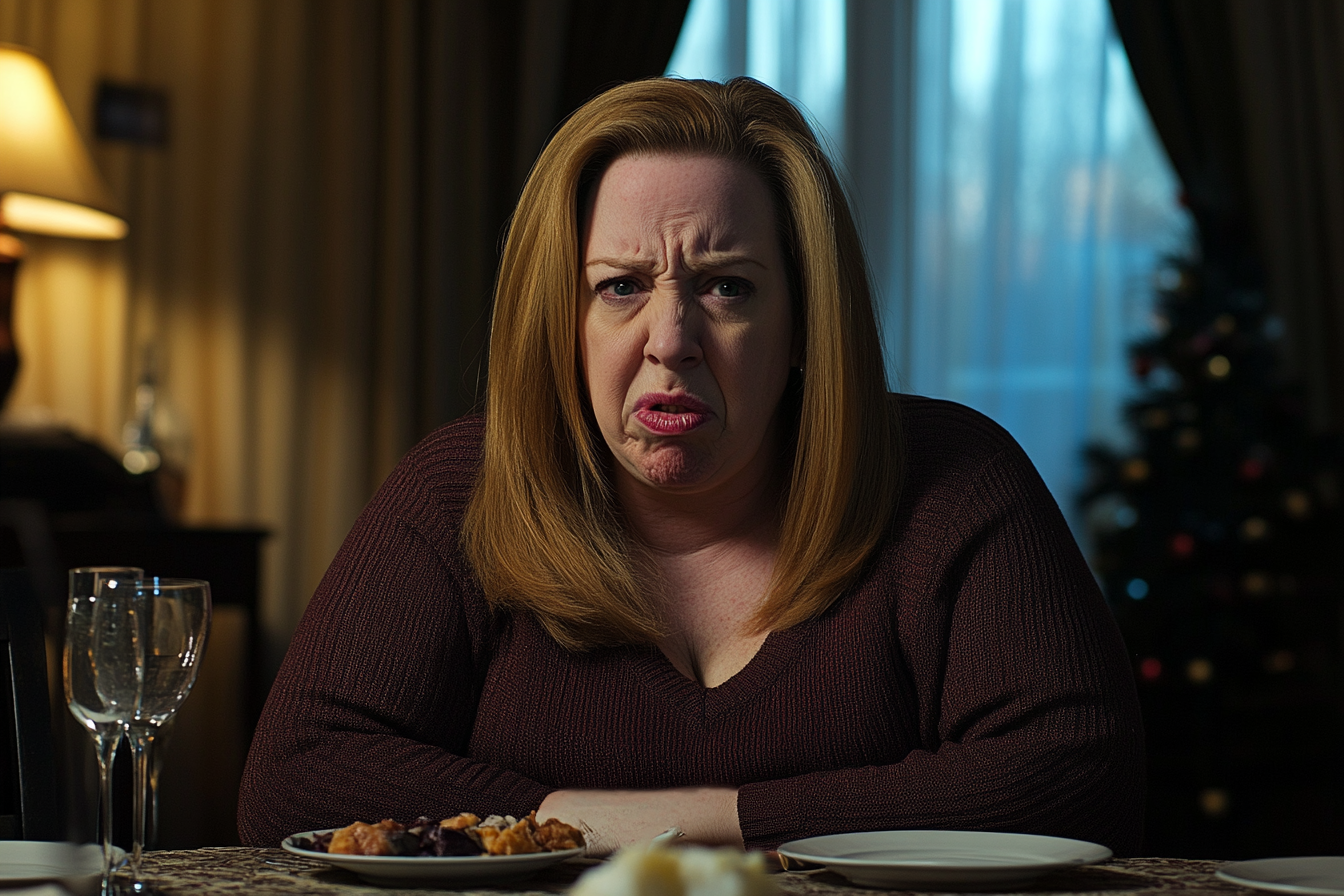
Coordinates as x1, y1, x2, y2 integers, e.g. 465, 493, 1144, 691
65, 567, 144, 896
125, 577, 211, 889
143, 716, 174, 850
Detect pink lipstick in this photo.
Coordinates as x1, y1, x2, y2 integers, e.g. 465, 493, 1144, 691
632, 392, 713, 435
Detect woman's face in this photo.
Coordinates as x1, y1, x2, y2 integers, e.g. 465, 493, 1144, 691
580, 153, 795, 499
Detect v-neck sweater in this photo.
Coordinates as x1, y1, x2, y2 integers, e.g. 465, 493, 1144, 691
238, 395, 1145, 855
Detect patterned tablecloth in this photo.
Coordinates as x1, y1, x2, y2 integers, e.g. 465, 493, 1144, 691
133, 848, 1255, 896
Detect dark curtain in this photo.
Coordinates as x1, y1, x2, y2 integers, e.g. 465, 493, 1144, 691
424, 0, 692, 435
1109, 0, 1344, 431
227, 0, 691, 649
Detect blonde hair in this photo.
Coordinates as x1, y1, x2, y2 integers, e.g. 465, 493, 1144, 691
462, 77, 901, 650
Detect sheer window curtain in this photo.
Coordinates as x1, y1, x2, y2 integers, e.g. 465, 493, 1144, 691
668, 0, 1188, 539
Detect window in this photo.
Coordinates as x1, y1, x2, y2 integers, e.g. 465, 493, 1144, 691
668, 0, 1188, 540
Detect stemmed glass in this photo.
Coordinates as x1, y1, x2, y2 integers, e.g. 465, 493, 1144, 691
64, 567, 144, 896
125, 577, 211, 890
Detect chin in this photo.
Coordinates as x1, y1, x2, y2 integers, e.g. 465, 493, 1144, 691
634, 446, 713, 490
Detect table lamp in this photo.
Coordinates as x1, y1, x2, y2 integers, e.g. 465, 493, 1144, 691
0, 42, 127, 408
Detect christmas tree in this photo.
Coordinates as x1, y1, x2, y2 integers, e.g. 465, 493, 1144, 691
1082, 247, 1344, 859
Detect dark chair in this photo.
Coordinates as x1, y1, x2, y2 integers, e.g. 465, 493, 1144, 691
0, 499, 63, 617
0, 567, 59, 839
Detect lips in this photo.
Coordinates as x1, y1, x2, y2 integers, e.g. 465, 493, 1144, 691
632, 392, 713, 435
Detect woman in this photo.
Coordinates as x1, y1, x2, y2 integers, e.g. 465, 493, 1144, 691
238, 77, 1144, 856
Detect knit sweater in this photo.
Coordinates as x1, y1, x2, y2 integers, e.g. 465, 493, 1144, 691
237, 395, 1145, 854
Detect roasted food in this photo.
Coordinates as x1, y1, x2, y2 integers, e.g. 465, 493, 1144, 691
317, 811, 584, 857
327, 819, 411, 856
406, 817, 480, 856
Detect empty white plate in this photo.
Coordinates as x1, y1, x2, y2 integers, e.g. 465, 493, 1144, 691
0, 841, 122, 895
1218, 857, 1344, 895
776, 829, 1111, 890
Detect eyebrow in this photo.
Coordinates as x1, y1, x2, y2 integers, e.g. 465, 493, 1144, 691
584, 252, 768, 273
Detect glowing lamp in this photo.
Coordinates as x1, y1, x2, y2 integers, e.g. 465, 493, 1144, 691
0, 43, 127, 405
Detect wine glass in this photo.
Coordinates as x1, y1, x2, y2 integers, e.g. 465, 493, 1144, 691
125, 577, 211, 889
143, 716, 174, 851
65, 567, 144, 896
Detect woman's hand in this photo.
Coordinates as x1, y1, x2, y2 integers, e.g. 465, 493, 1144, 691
538, 787, 742, 857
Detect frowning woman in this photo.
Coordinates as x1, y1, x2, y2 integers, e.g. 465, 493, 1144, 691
239, 77, 1144, 856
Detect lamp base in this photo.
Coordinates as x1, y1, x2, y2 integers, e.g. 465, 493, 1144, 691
0, 250, 18, 408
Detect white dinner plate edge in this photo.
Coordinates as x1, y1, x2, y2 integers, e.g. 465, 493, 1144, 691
775, 829, 1112, 886
0, 842, 126, 882
1216, 858, 1344, 896
777, 830, 1111, 859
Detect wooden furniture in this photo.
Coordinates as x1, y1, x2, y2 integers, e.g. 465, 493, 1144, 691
1, 427, 268, 847
48, 524, 267, 849
48, 524, 268, 724
2, 427, 268, 847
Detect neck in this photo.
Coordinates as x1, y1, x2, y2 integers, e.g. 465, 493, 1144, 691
614, 450, 785, 558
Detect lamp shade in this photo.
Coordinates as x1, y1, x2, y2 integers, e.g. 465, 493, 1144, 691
0, 44, 126, 240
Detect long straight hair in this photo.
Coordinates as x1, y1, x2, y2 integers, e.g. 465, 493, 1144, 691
462, 77, 901, 651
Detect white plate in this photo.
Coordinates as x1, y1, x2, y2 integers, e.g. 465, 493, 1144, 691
776, 830, 1111, 890
282, 829, 583, 886
1218, 857, 1344, 895
0, 842, 124, 893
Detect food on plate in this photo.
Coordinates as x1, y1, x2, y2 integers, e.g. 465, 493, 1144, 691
571, 845, 778, 896
313, 811, 584, 857
327, 819, 407, 856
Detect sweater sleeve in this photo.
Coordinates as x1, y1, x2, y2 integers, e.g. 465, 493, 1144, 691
236, 431, 552, 847
737, 432, 1146, 856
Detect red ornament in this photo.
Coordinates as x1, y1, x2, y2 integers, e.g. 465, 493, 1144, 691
1170, 532, 1196, 557
1139, 658, 1162, 682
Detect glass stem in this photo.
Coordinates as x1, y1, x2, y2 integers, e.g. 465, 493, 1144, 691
131, 727, 150, 881
147, 721, 169, 850
95, 725, 123, 896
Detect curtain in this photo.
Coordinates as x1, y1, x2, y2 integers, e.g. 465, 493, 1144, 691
1110, 0, 1344, 432
908, 0, 1186, 534
0, 0, 688, 668
667, 0, 912, 334
667, 0, 1187, 535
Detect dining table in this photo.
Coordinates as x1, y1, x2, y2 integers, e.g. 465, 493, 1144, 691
130, 849, 1258, 896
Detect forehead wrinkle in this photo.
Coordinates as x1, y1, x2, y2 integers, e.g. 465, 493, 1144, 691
585, 249, 768, 277
584, 157, 774, 278
658, 219, 766, 276
682, 251, 767, 274
587, 224, 754, 275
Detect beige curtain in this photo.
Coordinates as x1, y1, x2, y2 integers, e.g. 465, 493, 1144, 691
1, 0, 688, 674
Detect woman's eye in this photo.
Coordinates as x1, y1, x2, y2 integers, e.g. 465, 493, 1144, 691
597, 278, 640, 299
708, 279, 750, 299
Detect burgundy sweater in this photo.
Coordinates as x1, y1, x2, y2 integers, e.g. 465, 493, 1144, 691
238, 396, 1145, 854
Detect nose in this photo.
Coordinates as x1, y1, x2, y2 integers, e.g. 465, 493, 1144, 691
643, 291, 702, 371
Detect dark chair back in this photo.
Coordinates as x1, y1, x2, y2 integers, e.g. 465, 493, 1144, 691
0, 567, 59, 839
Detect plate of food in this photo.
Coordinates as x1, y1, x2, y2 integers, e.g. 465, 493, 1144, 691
282, 811, 585, 886
1217, 857, 1344, 896
776, 830, 1111, 890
